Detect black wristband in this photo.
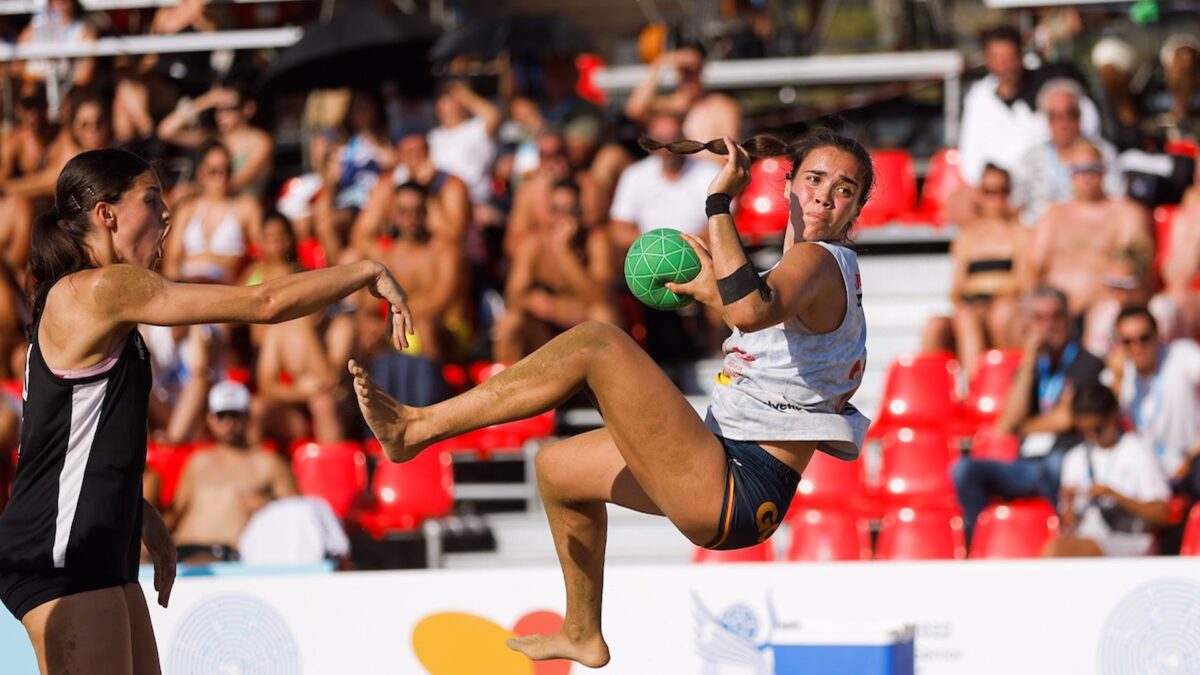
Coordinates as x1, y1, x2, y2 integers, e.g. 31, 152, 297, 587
717, 263, 770, 305
705, 193, 733, 218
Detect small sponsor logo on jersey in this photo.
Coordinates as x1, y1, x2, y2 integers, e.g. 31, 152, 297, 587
756, 501, 780, 542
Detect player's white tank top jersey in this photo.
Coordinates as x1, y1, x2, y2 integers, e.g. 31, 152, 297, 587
705, 240, 869, 460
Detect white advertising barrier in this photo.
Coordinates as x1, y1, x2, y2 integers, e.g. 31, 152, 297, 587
3, 558, 1200, 674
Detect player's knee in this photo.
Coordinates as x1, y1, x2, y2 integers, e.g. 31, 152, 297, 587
572, 321, 634, 357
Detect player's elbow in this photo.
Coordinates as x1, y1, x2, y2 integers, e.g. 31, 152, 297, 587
726, 302, 771, 333
251, 286, 286, 324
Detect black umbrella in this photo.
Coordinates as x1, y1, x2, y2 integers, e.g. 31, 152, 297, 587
429, 14, 594, 61
258, 6, 436, 95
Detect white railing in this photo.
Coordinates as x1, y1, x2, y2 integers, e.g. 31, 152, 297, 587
593, 50, 966, 145
0, 27, 303, 60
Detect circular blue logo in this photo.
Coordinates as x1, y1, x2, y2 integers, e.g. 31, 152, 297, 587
169, 593, 301, 675
1098, 578, 1200, 674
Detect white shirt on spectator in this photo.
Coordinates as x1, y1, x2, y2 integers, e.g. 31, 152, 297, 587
958, 73, 1102, 186
609, 155, 720, 235
1119, 339, 1200, 475
238, 496, 350, 566
1061, 432, 1170, 556
429, 116, 496, 204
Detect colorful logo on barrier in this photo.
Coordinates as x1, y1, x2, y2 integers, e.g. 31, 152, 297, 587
412, 610, 572, 675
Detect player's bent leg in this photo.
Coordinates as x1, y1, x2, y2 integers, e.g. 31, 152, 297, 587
507, 430, 662, 667
123, 583, 163, 675
22, 586, 135, 675
352, 322, 727, 542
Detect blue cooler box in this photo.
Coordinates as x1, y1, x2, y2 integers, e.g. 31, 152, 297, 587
770, 622, 915, 675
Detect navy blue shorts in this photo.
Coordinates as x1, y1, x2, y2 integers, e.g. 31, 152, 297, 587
702, 437, 801, 551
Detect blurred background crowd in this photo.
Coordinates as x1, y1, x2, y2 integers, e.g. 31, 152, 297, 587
0, 0, 1197, 568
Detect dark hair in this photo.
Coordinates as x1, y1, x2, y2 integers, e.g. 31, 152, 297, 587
29, 149, 152, 321
195, 139, 231, 172
551, 178, 581, 197
394, 180, 428, 199
677, 39, 708, 60
638, 130, 876, 209
981, 162, 1011, 183
980, 25, 1021, 50
261, 211, 298, 263
1071, 383, 1118, 417
1116, 305, 1158, 334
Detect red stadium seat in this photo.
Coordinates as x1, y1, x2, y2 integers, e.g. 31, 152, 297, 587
1179, 503, 1200, 556
145, 442, 201, 509
1165, 139, 1198, 158
786, 508, 872, 561
350, 444, 455, 539
693, 540, 775, 563
788, 451, 870, 513
469, 412, 556, 460
291, 441, 368, 519
733, 157, 790, 244
903, 147, 966, 226
875, 507, 966, 560
296, 236, 327, 270
970, 499, 1060, 559
1, 379, 21, 402
869, 352, 964, 438
856, 150, 917, 227
968, 427, 1021, 462
961, 349, 1022, 431
877, 428, 958, 508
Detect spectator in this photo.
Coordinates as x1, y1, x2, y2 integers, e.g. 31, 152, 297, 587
608, 112, 720, 250
1010, 79, 1121, 225
495, 180, 617, 361
162, 141, 262, 284
922, 163, 1028, 376
624, 42, 741, 164
12, 0, 96, 112
1107, 306, 1200, 480
1082, 245, 1181, 356
0, 91, 53, 185
171, 381, 299, 563
1162, 161, 1200, 338
0, 90, 112, 276
328, 90, 394, 214
241, 213, 303, 287
429, 79, 502, 213
142, 323, 223, 444
1025, 139, 1151, 318
0, 266, 27, 381
1044, 384, 1171, 558
504, 131, 601, 259
954, 286, 1105, 540
256, 313, 344, 447
1092, 29, 1200, 137
350, 181, 461, 362
390, 131, 471, 245
157, 83, 274, 198
957, 25, 1101, 187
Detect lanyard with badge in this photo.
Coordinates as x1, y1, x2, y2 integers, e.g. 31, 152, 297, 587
1082, 438, 1143, 534
1037, 342, 1078, 413
1128, 351, 1166, 459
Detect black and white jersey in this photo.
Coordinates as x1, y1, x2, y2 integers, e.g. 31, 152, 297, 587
0, 323, 152, 582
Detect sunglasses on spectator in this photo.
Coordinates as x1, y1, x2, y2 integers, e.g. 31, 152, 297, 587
214, 411, 246, 420
1078, 421, 1108, 437
1103, 275, 1139, 290
203, 165, 230, 176
1119, 333, 1155, 347
1047, 108, 1080, 120
980, 185, 1010, 196
73, 118, 101, 130
1032, 310, 1066, 322
1070, 162, 1104, 175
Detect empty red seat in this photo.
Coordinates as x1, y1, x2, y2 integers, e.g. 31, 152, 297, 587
961, 349, 1022, 431
1179, 503, 1200, 556
877, 428, 957, 508
875, 507, 966, 560
733, 157, 790, 244
350, 444, 455, 539
145, 442, 200, 509
869, 352, 963, 437
789, 451, 869, 513
968, 427, 1020, 462
693, 540, 775, 563
970, 499, 1059, 559
291, 441, 368, 519
903, 147, 966, 226
856, 150, 917, 227
786, 508, 872, 561
468, 412, 556, 460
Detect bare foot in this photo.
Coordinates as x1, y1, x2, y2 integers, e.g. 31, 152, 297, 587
347, 359, 425, 462
506, 631, 610, 668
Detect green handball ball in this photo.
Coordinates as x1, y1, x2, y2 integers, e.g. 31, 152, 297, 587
624, 228, 702, 310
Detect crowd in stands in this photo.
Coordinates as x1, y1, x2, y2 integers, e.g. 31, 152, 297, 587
0, 3, 1197, 566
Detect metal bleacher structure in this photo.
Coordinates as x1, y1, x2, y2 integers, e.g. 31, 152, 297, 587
0, 4, 966, 567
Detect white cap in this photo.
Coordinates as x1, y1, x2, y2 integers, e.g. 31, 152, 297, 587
208, 380, 251, 415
